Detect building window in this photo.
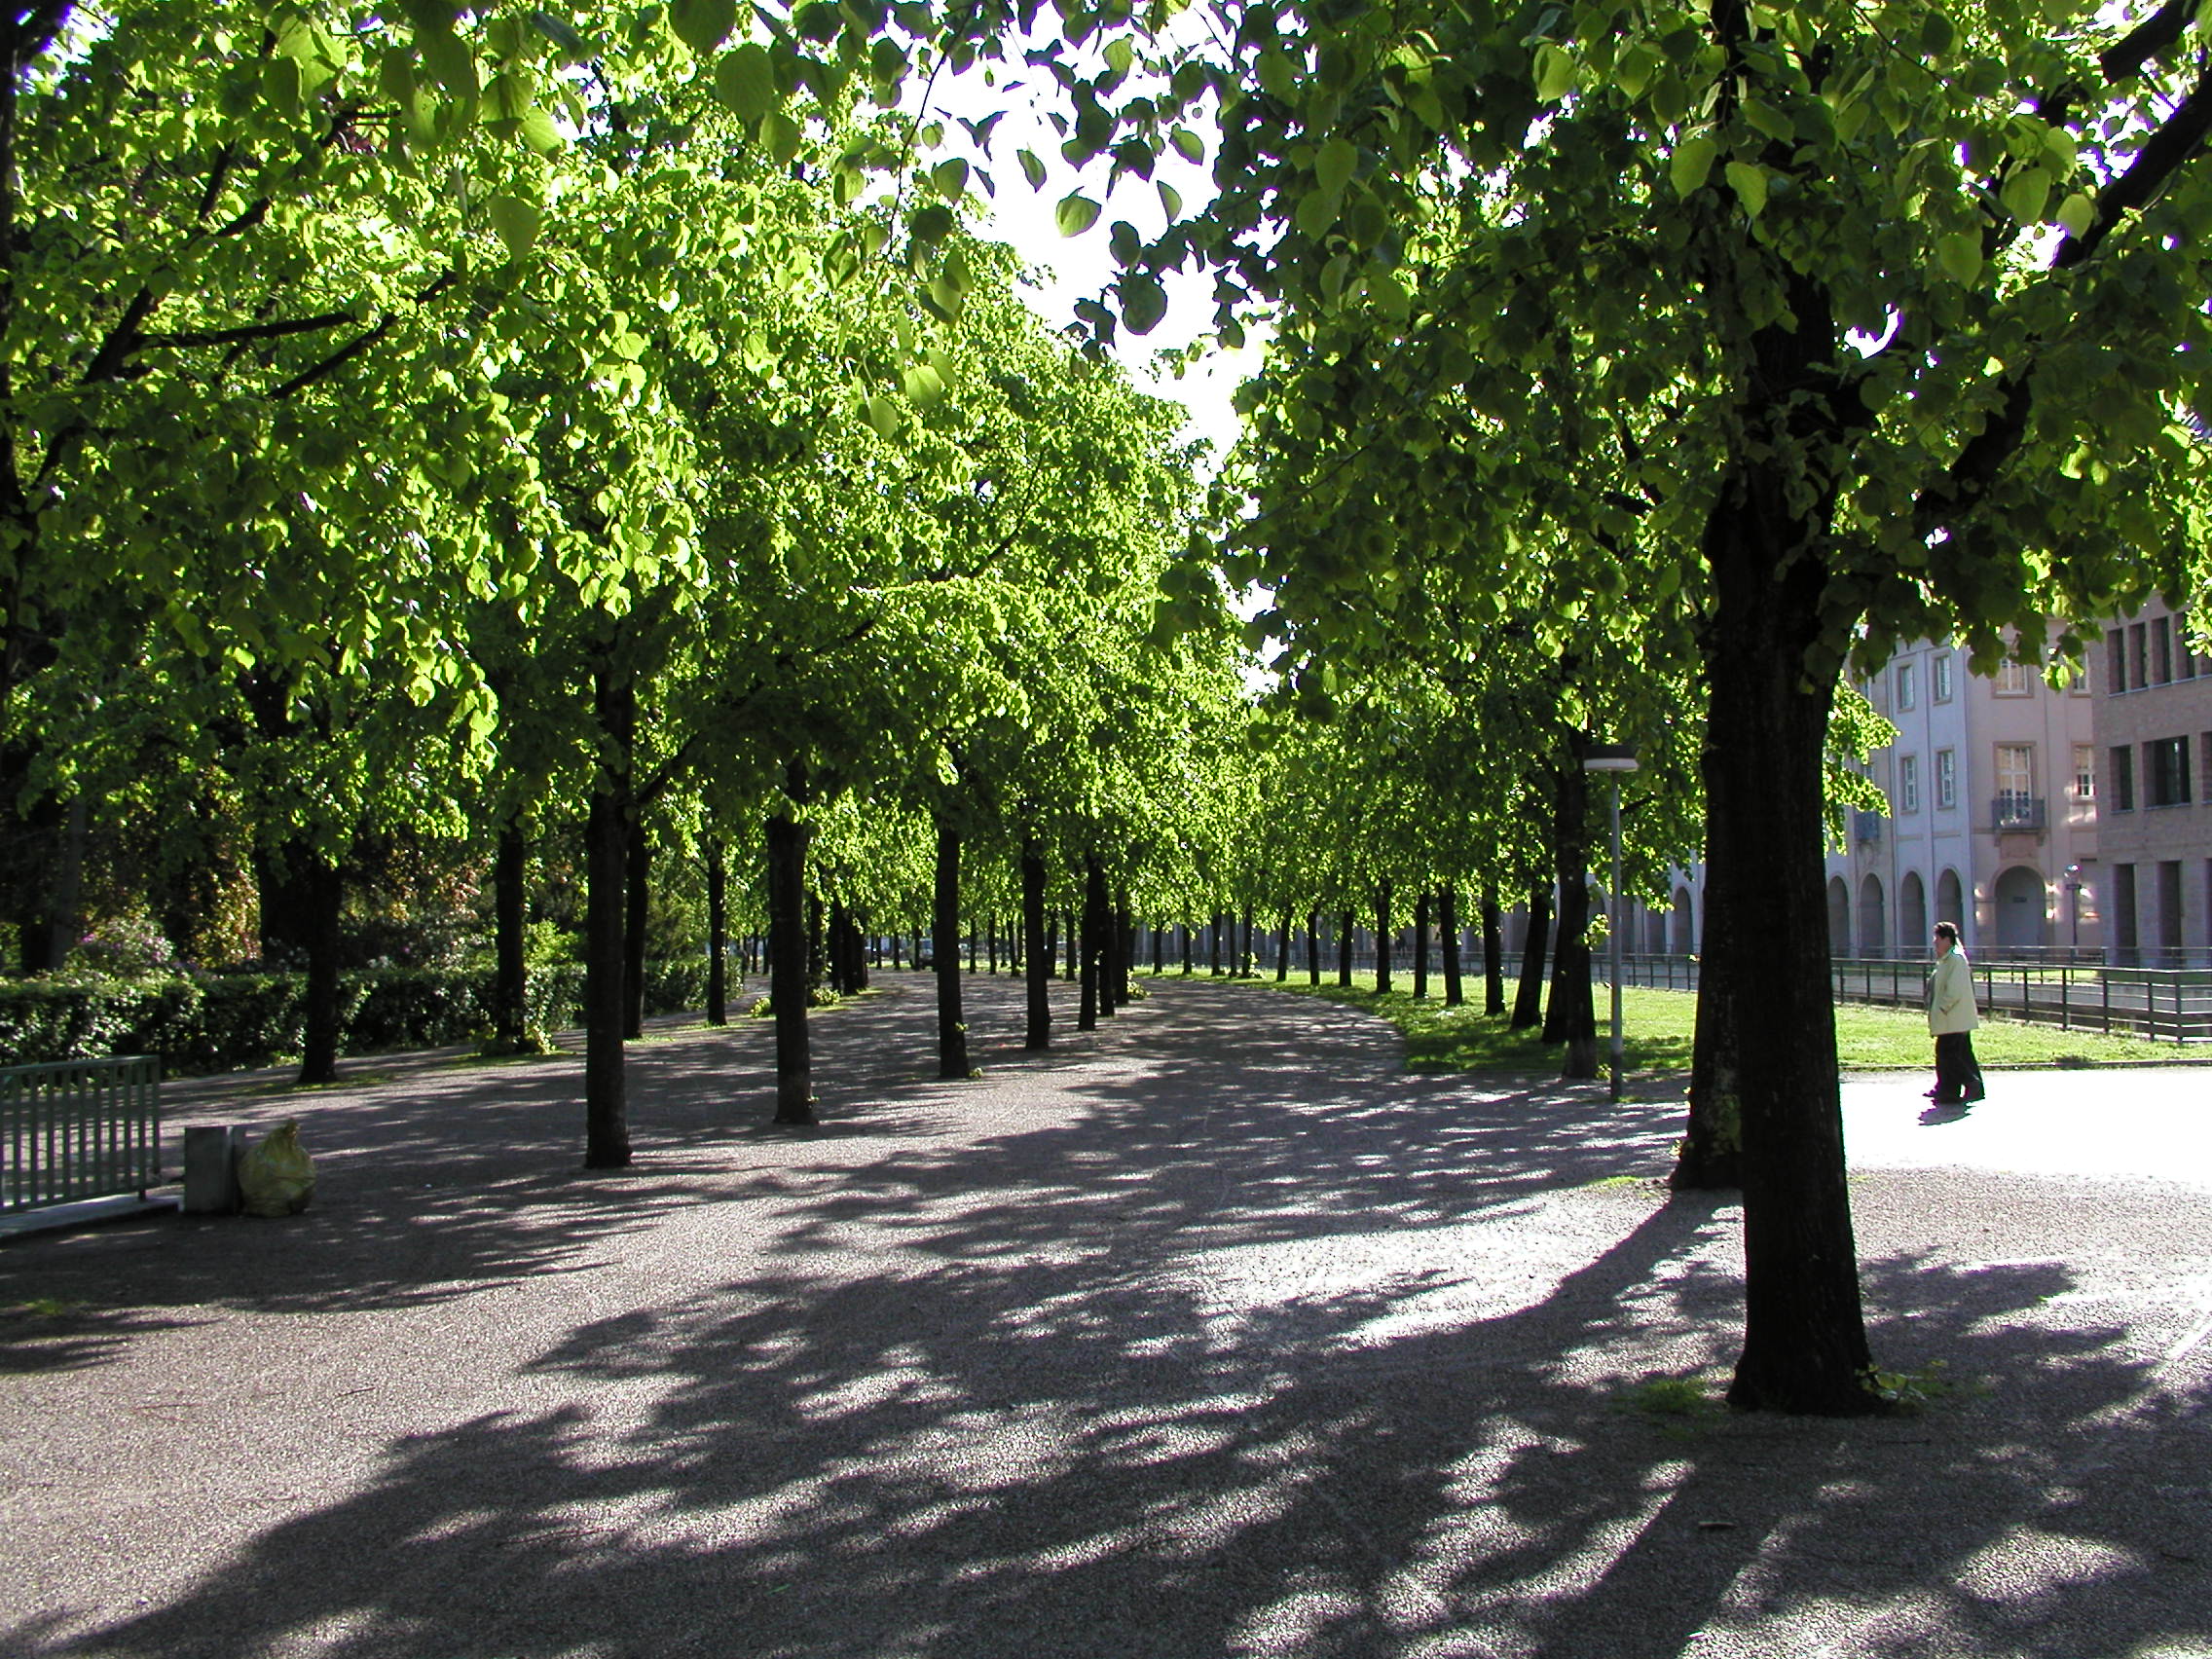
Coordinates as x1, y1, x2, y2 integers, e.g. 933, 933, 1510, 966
2107, 629, 2128, 693
1994, 744, 2037, 827
2111, 746, 2135, 811
2131, 622, 2149, 689
1936, 749, 1957, 810
1899, 754, 1920, 812
1896, 662, 1916, 711
2154, 616, 2174, 684
2148, 736, 2193, 807
2074, 744, 2095, 799
1932, 652, 1954, 703
1993, 657, 2032, 695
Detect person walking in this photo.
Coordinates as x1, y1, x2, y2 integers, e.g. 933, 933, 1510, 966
1926, 921, 1983, 1105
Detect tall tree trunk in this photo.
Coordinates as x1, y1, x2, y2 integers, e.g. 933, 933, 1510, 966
1375, 881, 1394, 993
1180, 922, 1193, 976
1022, 838, 1051, 1051
1511, 886, 1551, 1029
1482, 884, 1507, 1015
1306, 908, 1320, 984
765, 809, 814, 1124
1115, 892, 1133, 1008
1439, 886, 1463, 1008
1544, 758, 1600, 1078
1704, 475, 1875, 1414
1092, 863, 1117, 1020
705, 836, 727, 1025
282, 848, 344, 1088
1064, 910, 1078, 981
934, 819, 969, 1078
1238, 907, 1252, 977
622, 824, 649, 1040
1337, 909, 1354, 985
1413, 891, 1431, 999
493, 821, 528, 1049
1078, 861, 1102, 1030
1275, 910, 1291, 982
1208, 912, 1223, 977
584, 670, 635, 1163
1151, 922, 1163, 974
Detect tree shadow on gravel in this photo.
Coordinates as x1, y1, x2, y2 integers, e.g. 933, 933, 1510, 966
11, 981, 2207, 1658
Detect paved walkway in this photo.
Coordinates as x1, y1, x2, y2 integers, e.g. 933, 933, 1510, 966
3, 974, 2208, 1659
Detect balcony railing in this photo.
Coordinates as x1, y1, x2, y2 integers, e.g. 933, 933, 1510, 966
1991, 792, 2046, 831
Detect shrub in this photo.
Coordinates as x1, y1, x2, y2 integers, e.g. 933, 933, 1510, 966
0, 957, 705, 1074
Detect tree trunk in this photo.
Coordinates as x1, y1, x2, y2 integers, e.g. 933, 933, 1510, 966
1306, 908, 1320, 984
584, 670, 635, 1163
706, 836, 727, 1025
1439, 886, 1462, 1008
934, 819, 969, 1078
1275, 910, 1291, 982
1180, 922, 1192, 976
766, 810, 814, 1124
1703, 476, 1876, 1414
1115, 893, 1134, 1008
1023, 838, 1051, 1051
283, 849, 344, 1087
622, 823, 649, 1040
1238, 907, 1252, 977
1077, 861, 1102, 1030
1375, 881, 1394, 993
1337, 910, 1354, 985
1511, 886, 1551, 1029
1482, 884, 1507, 1015
1208, 912, 1223, 977
1413, 891, 1431, 999
493, 821, 528, 1049
1544, 759, 1600, 1078
1064, 910, 1078, 981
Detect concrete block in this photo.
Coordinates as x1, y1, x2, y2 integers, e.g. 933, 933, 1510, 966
181, 1124, 245, 1215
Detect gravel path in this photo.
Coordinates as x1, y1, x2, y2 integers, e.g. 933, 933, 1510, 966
2, 973, 2207, 1659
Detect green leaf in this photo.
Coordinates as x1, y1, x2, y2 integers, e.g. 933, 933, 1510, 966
1670, 134, 1717, 196
2055, 190, 2094, 239
864, 395, 902, 439
1999, 166, 2050, 227
1533, 43, 1576, 103
901, 363, 946, 406
1056, 193, 1101, 237
1258, 50, 1299, 102
1314, 136, 1357, 199
1158, 179, 1183, 220
1119, 274, 1168, 335
1936, 231, 1982, 284
910, 202, 955, 243
420, 29, 478, 99
931, 158, 970, 202
262, 56, 302, 116
764, 111, 802, 165
520, 105, 566, 155
1613, 42, 1659, 98
1017, 148, 1048, 189
1170, 127, 1204, 164
715, 44, 778, 123
671, 0, 737, 55
487, 193, 541, 260
1723, 160, 1768, 217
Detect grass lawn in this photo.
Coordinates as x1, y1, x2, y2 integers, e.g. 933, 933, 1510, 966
1219, 972, 2180, 1077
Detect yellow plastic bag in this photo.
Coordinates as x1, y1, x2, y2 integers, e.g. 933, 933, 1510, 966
238, 1120, 315, 1217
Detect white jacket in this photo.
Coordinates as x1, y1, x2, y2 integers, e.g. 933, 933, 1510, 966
1927, 948, 1979, 1035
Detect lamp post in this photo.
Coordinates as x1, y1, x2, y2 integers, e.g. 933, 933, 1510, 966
2063, 864, 2082, 953
1582, 743, 1640, 1101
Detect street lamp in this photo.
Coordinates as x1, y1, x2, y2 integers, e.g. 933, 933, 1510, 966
2063, 864, 2083, 953
1582, 743, 1640, 1101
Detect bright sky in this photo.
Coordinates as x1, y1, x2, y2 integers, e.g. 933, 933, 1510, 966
918, 59, 1264, 465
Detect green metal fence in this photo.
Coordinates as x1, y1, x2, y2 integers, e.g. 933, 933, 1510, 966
1, 1055, 163, 1213
1606, 955, 2212, 1044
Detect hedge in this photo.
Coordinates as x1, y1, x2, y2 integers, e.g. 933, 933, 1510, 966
0, 957, 716, 1073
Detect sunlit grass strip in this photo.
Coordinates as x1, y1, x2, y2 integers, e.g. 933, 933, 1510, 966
1248, 975, 2176, 1075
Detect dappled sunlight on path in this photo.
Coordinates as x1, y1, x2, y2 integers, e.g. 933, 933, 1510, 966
3, 975, 2207, 1658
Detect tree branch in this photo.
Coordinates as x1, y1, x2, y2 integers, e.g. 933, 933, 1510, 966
141, 310, 359, 350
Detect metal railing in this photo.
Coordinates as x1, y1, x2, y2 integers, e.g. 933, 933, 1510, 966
1, 1055, 164, 1213
1600, 954, 2212, 1045
1991, 792, 2046, 830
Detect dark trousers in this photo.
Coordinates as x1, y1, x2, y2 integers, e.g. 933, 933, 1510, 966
1934, 1031, 1983, 1103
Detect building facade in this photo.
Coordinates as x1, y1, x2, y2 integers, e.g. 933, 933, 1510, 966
2092, 598, 2212, 962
